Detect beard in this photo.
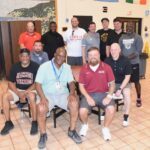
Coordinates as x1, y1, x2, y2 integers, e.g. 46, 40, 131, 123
89, 58, 99, 66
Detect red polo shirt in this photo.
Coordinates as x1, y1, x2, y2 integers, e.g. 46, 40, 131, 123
79, 62, 115, 93
19, 32, 41, 51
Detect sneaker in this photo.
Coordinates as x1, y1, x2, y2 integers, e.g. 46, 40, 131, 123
38, 133, 48, 149
1, 121, 14, 135
123, 120, 129, 127
79, 124, 88, 136
102, 127, 111, 141
30, 121, 38, 135
136, 99, 142, 107
68, 129, 82, 144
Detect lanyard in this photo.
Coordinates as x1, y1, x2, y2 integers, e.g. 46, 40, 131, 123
51, 60, 63, 81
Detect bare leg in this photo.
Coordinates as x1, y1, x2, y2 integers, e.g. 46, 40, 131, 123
37, 103, 48, 134
2, 92, 13, 121
28, 92, 37, 121
123, 88, 131, 115
79, 108, 89, 124
104, 105, 115, 127
68, 96, 79, 130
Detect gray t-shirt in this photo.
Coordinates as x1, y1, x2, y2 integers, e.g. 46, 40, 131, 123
119, 33, 143, 64
82, 32, 100, 60
30, 51, 49, 65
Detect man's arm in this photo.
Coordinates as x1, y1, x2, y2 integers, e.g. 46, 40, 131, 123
115, 75, 130, 97
107, 80, 115, 96
79, 83, 95, 106
82, 46, 86, 64
36, 82, 46, 100
106, 45, 110, 58
8, 81, 18, 95
68, 81, 76, 95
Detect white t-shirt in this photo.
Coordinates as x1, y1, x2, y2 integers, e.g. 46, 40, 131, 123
63, 27, 86, 57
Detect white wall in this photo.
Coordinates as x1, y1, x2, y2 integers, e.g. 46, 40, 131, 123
56, 0, 150, 51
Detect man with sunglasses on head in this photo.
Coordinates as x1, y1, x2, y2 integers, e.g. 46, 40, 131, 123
64, 17, 86, 66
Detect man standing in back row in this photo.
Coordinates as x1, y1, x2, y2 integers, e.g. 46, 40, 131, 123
64, 17, 86, 66
97, 18, 113, 61
41, 21, 65, 60
119, 22, 143, 107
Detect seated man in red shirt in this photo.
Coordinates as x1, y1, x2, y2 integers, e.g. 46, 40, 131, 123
78, 47, 115, 141
19, 21, 41, 51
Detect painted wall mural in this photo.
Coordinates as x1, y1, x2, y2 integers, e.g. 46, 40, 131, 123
0, 0, 56, 33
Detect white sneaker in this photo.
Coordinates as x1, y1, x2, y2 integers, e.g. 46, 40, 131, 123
101, 115, 105, 121
123, 120, 129, 127
102, 127, 111, 141
79, 124, 88, 136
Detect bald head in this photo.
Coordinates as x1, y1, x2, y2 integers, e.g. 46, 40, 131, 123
26, 21, 35, 33
71, 17, 79, 28
54, 47, 66, 67
55, 47, 67, 56
110, 43, 121, 60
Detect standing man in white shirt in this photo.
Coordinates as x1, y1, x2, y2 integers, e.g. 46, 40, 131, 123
64, 17, 86, 66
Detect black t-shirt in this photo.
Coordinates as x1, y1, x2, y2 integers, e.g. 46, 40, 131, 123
9, 61, 39, 90
41, 31, 65, 60
105, 56, 132, 84
97, 29, 113, 56
107, 30, 126, 46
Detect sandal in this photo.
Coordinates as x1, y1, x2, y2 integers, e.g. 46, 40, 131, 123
136, 99, 142, 107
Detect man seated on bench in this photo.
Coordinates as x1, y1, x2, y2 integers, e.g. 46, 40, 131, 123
105, 43, 132, 127
0, 49, 39, 135
79, 47, 115, 141
35, 47, 82, 149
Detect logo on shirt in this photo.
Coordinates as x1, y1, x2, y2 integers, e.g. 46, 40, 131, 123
98, 70, 105, 74
16, 72, 33, 85
122, 38, 134, 49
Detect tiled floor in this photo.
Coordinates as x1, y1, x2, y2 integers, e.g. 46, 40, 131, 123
0, 59, 150, 150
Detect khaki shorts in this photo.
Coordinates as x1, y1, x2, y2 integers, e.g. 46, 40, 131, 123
9, 89, 37, 104
37, 93, 69, 112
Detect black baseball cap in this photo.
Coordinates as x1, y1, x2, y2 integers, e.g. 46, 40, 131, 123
20, 48, 30, 55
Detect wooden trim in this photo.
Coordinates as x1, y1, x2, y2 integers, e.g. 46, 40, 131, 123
54, 0, 58, 27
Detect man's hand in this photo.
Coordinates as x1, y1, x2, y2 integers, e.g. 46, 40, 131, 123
102, 96, 111, 106
86, 96, 96, 107
115, 89, 122, 97
40, 97, 48, 106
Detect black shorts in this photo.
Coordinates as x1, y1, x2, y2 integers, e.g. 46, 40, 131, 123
80, 93, 115, 113
131, 64, 140, 83
67, 56, 83, 66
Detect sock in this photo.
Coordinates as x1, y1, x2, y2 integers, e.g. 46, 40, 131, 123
123, 114, 129, 121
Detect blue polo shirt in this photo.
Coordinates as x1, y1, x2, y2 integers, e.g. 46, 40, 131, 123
35, 60, 74, 95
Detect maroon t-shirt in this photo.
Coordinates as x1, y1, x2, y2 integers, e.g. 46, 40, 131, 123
79, 62, 115, 93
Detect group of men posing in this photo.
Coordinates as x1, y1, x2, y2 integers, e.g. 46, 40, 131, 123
0, 16, 143, 149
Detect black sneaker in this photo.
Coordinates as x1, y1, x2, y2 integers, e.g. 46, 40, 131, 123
68, 129, 82, 144
1, 121, 14, 135
38, 133, 48, 149
30, 121, 38, 135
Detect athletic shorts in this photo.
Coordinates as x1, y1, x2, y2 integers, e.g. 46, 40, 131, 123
9, 89, 37, 104
80, 92, 115, 113
37, 93, 69, 112
130, 64, 140, 82
67, 56, 83, 66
